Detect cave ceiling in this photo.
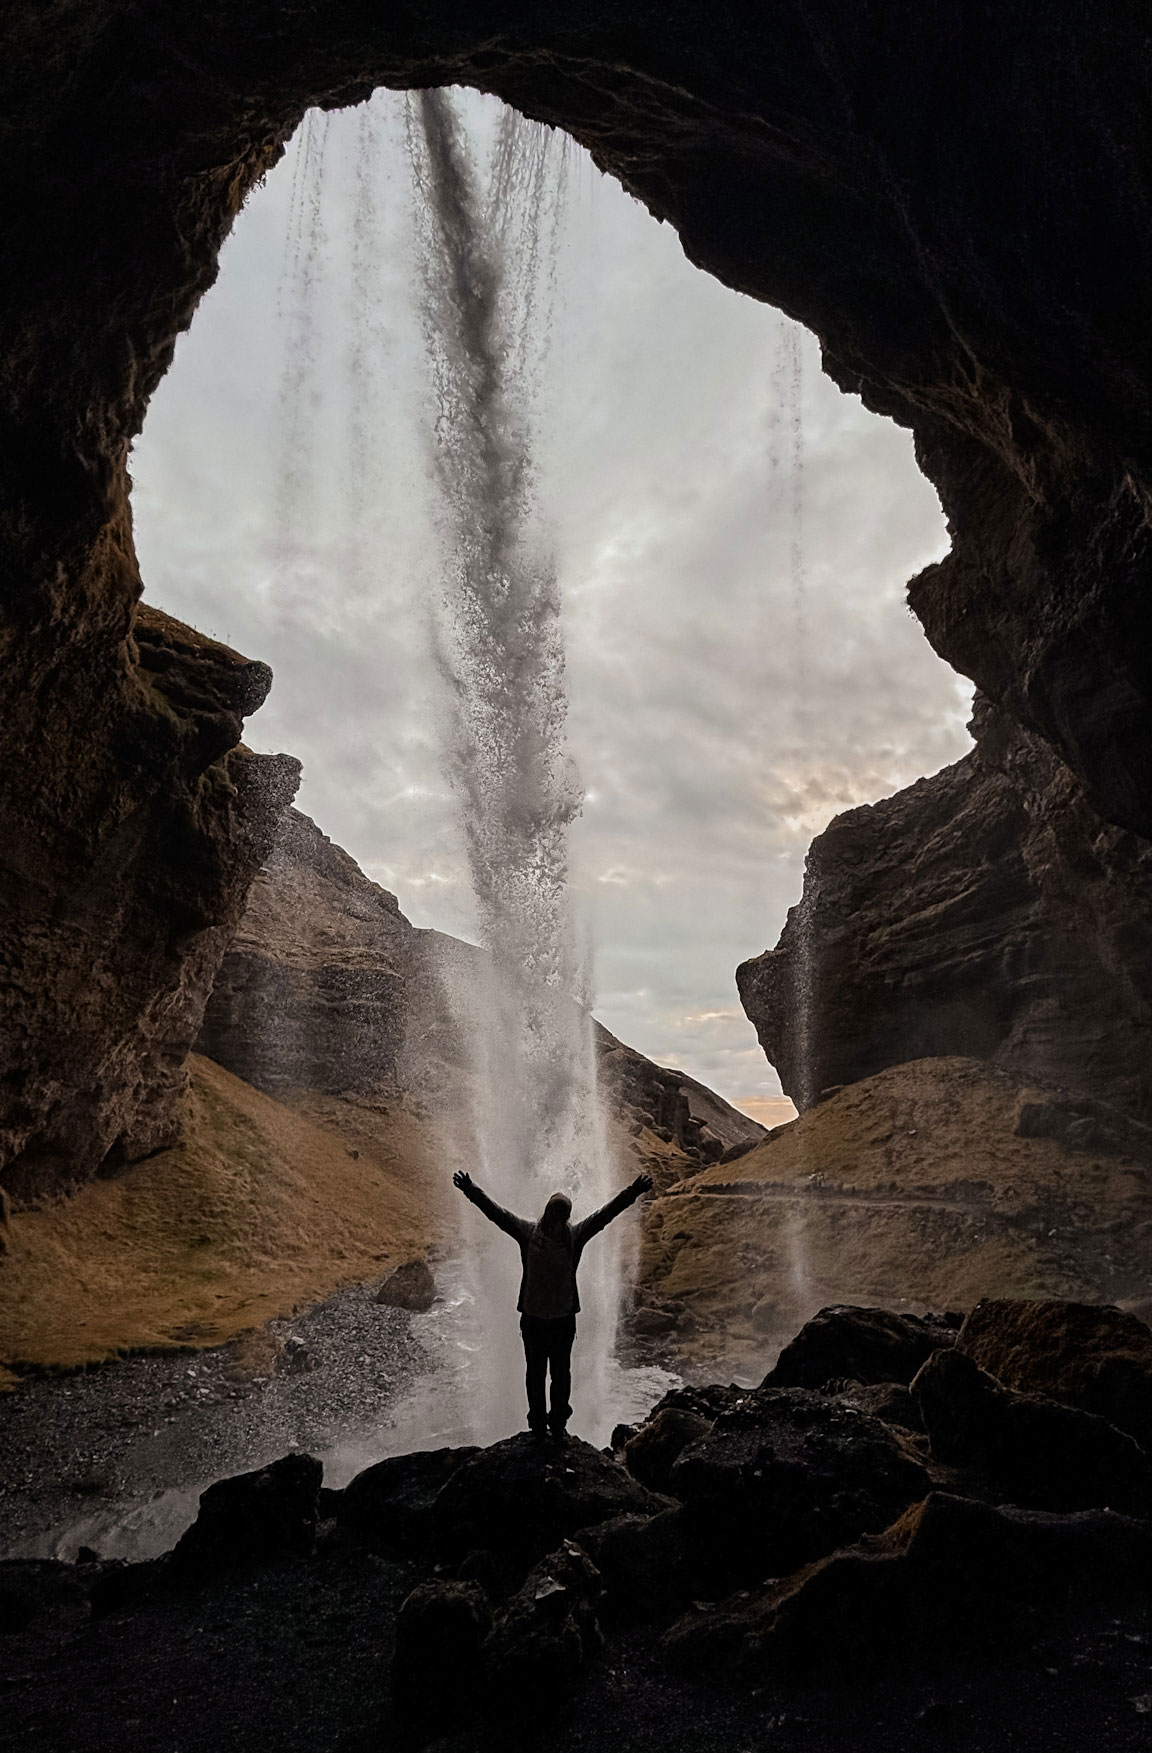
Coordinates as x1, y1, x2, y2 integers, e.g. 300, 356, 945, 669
2, 1, 1150, 830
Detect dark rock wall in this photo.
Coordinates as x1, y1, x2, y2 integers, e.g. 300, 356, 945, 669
1, 607, 299, 1200
738, 698, 1152, 1121
3, 5, 1151, 1188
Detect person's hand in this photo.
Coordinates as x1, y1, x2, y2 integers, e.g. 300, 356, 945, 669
631, 1172, 654, 1196
453, 1170, 474, 1194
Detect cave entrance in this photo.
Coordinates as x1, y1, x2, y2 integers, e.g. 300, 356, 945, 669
129, 89, 970, 1128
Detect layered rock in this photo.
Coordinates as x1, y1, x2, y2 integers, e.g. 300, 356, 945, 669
196, 809, 764, 1169
0, 607, 298, 1201
738, 698, 1152, 1119
196, 809, 418, 1100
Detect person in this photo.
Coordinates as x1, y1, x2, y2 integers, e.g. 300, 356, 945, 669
452, 1167, 654, 1446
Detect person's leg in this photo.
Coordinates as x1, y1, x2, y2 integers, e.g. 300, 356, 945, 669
520, 1316, 549, 1435
546, 1316, 576, 1438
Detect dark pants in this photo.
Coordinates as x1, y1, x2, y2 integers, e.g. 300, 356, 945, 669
520, 1314, 576, 1434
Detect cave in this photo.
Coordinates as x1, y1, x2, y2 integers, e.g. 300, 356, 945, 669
3, 9, 1152, 1749
3, 2, 1150, 1196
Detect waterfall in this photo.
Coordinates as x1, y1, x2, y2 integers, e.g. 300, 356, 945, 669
276, 112, 331, 555
405, 90, 620, 1442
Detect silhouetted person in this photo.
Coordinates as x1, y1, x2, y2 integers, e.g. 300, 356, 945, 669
452, 1168, 654, 1445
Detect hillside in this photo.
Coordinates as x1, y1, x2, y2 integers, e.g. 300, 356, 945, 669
0, 1055, 446, 1382
637, 1056, 1152, 1380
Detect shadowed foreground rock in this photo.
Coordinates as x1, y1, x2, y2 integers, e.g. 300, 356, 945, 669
6, 1298, 1152, 1752
765, 1304, 959, 1391
958, 1296, 1152, 1453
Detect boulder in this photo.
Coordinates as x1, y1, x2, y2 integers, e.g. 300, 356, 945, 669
391, 1579, 493, 1719
666, 1387, 931, 1590
428, 1433, 668, 1566
912, 1346, 1152, 1515
339, 1445, 480, 1557
374, 1259, 437, 1312
171, 1452, 323, 1576
699, 1492, 1152, 1680
576, 1507, 693, 1623
483, 1541, 603, 1708
958, 1298, 1152, 1453
623, 1408, 714, 1495
829, 1381, 924, 1434
765, 1305, 957, 1391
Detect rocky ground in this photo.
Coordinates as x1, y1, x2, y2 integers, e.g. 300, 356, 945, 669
0, 1284, 424, 1562
4, 1298, 1152, 1752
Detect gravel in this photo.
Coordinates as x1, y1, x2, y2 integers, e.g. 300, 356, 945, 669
0, 1280, 428, 1560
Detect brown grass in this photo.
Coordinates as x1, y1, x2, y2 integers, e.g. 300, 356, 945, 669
0, 1055, 447, 1378
640, 1057, 1152, 1381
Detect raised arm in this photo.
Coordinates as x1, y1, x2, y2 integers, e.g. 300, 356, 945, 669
452, 1170, 532, 1243
572, 1173, 653, 1246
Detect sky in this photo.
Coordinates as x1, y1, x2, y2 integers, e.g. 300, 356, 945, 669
130, 91, 973, 1123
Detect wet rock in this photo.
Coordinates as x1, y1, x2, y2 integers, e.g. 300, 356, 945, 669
958, 1298, 1152, 1452
483, 1541, 602, 1708
666, 1387, 931, 1589
764, 1304, 956, 1391
712, 1492, 1152, 1680
340, 1445, 480, 1558
374, 1259, 437, 1312
829, 1381, 924, 1434
577, 1507, 693, 1623
428, 1433, 668, 1566
171, 1452, 323, 1576
912, 1346, 1152, 1514
391, 1579, 493, 1718
645, 1383, 746, 1423
623, 1408, 713, 1495
630, 1305, 680, 1337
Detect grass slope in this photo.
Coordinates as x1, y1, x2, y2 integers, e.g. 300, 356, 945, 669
0, 1056, 445, 1379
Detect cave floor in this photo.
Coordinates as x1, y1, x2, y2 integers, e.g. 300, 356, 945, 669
3, 1537, 1150, 1753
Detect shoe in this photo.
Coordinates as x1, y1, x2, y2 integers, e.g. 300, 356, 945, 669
530, 1427, 549, 1447
549, 1428, 568, 1448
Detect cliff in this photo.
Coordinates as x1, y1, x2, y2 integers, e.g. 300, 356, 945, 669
196, 809, 765, 1172
0, 605, 298, 1201
738, 698, 1152, 1121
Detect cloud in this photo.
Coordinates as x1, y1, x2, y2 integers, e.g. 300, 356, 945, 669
130, 90, 971, 1112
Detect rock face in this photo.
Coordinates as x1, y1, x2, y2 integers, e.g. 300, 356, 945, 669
196, 809, 416, 1100
738, 698, 1152, 1119
197, 808, 764, 1168
0, 605, 298, 1201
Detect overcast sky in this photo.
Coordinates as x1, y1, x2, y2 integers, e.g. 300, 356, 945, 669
131, 91, 972, 1122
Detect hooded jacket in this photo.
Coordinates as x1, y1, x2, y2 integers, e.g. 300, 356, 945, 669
460, 1179, 644, 1318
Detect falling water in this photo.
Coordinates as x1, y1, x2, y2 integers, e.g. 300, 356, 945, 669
276, 112, 331, 552
405, 90, 622, 1443
767, 322, 818, 1319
